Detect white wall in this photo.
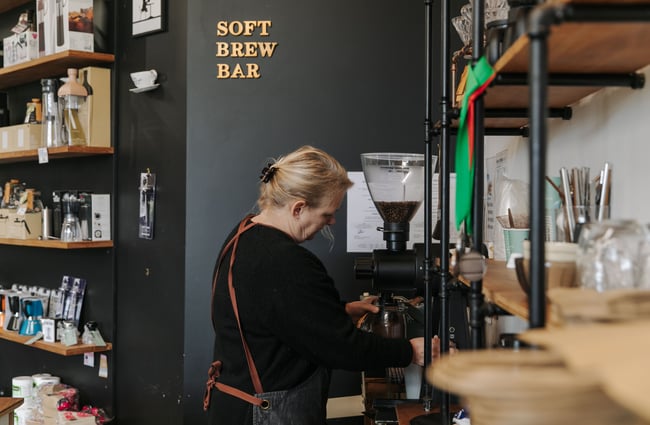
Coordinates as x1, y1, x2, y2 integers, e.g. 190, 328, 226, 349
485, 64, 650, 225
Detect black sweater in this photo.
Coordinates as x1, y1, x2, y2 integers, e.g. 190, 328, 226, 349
208, 220, 413, 424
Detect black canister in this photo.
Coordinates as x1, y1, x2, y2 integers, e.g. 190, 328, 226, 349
486, 19, 509, 65
503, 0, 538, 50
0, 93, 9, 127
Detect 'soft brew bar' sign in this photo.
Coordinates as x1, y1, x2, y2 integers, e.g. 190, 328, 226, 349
215, 20, 278, 79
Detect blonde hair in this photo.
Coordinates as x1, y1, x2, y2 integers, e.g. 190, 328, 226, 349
257, 145, 353, 211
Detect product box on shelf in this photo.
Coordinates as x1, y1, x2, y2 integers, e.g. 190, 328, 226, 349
0, 208, 10, 238
37, 0, 55, 56
0, 124, 43, 153
6, 210, 43, 240
90, 194, 110, 241
54, 0, 94, 53
3, 30, 39, 67
78, 67, 111, 147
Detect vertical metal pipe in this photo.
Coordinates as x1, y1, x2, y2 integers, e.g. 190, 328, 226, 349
421, 0, 435, 411
470, 0, 486, 350
438, 0, 452, 422
527, 4, 559, 328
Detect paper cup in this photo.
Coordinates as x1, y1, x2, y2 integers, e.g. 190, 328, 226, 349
503, 228, 529, 262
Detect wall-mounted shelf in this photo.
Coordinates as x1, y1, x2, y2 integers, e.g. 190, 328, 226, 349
0, 146, 114, 164
0, 0, 30, 14
0, 239, 113, 249
0, 51, 115, 90
458, 0, 650, 130
0, 328, 112, 356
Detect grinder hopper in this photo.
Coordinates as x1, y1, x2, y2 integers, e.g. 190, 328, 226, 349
361, 153, 426, 251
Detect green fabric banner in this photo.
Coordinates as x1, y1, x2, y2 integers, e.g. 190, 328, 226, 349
455, 56, 496, 234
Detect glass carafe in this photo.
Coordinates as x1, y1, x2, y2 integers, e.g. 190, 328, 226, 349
358, 300, 406, 339
61, 213, 82, 242
60, 95, 86, 146
41, 78, 61, 147
58, 68, 87, 146
60, 192, 82, 242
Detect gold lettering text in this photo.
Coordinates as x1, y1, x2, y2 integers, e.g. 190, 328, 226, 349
216, 20, 273, 37
216, 63, 261, 79
215, 42, 278, 58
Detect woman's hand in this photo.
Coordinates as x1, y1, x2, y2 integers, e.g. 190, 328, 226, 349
345, 296, 379, 324
409, 336, 458, 366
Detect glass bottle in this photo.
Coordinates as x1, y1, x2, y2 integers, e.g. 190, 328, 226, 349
41, 78, 61, 147
58, 68, 87, 146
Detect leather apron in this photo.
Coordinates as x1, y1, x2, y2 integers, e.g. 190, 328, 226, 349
205, 216, 331, 425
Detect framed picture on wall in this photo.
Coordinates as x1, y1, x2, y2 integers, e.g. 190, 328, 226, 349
132, 0, 166, 37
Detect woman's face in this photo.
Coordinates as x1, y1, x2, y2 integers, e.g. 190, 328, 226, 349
294, 191, 345, 243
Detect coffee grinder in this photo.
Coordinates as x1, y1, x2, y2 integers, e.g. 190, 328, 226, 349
354, 152, 470, 415
355, 153, 427, 294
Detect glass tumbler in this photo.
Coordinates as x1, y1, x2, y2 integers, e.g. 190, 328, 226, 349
576, 219, 650, 291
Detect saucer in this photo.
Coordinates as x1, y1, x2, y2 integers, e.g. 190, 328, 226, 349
130, 83, 159, 93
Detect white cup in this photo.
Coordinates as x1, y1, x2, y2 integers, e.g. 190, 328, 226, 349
130, 69, 157, 88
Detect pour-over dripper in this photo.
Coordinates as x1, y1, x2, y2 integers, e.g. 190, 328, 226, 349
361, 153, 425, 251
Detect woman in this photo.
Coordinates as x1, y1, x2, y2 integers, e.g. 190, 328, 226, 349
204, 146, 438, 425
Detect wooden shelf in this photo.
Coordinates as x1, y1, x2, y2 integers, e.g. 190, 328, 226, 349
459, 260, 560, 325
0, 328, 112, 356
472, 0, 650, 129
0, 398, 23, 420
0, 145, 114, 164
0, 50, 115, 90
0, 0, 30, 14
0, 238, 113, 249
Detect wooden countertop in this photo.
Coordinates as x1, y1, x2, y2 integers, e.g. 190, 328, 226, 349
475, 260, 530, 319
459, 260, 562, 325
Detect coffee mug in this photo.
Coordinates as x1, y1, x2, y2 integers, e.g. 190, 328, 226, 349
130, 69, 158, 88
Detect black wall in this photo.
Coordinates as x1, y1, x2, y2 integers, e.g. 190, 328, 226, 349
184, 0, 462, 423
114, 0, 187, 423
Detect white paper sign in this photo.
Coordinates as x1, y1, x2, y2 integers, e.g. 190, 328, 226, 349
346, 171, 457, 253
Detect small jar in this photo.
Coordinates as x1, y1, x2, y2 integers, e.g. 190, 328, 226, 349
576, 219, 650, 292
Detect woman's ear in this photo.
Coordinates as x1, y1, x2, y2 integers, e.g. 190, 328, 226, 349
290, 200, 307, 218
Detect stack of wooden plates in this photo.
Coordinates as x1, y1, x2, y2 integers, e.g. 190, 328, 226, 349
548, 287, 650, 323
427, 349, 644, 425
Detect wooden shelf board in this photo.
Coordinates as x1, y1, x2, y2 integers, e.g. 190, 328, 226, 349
0, 328, 112, 356
0, 239, 113, 249
0, 51, 114, 89
0, 0, 30, 14
0, 398, 23, 416
485, 85, 604, 110
0, 146, 114, 164
478, 2, 650, 129
459, 260, 560, 325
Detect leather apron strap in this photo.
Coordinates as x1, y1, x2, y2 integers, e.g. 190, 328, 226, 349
204, 215, 269, 410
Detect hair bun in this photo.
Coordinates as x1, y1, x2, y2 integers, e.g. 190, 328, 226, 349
260, 163, 277, 183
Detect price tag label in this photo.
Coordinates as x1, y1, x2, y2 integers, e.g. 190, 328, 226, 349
38, 147, 49, 164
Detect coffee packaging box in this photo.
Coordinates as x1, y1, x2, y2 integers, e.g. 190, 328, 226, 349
78, 67, 111, 147
54, 0, 94, 53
